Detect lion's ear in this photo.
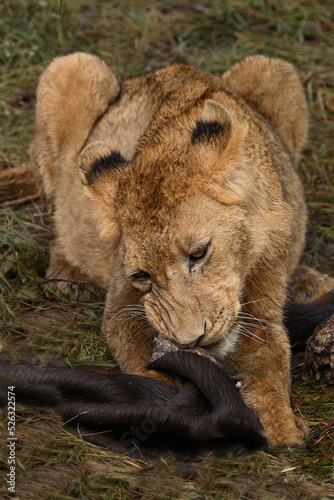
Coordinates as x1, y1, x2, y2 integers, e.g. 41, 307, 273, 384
193, 99, 252, 204
78, 141, 126, 240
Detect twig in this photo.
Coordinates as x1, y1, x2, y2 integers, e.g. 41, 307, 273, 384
304, 69, 334, 85
63, 0, 98, 54
0, 194, 40, 208
317, 89, 328, 121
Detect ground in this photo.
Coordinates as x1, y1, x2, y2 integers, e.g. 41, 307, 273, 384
0, 1, 334, 498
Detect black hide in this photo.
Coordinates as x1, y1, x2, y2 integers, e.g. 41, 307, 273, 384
284, 291, 334, 351
0, 350, 268, 462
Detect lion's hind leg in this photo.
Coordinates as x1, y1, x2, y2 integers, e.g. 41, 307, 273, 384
285, 265, 334, 351
30, 52, 120, 205
45, 242, 102, 302
288, 265, 334, 303
221, 55, 308, 164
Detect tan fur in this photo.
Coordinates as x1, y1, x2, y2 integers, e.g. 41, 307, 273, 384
30, 53, 333, 447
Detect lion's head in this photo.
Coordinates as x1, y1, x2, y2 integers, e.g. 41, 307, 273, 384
78, 81, 279, 352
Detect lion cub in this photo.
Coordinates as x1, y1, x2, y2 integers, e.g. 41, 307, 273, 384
30, 53, 333, 446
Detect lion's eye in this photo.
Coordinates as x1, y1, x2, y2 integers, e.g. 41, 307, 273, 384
190, 247, 207, 260
188, 242, 211, 270
131, 270, 151, 282
130, 271, 152, 292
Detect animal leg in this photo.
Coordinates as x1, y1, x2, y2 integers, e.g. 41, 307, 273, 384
30, 52, 120, 204
288, 265, 334, 303
45, 242, 101, 301
231, 323, 307, 446
230, 269, 308, 446
221, 55, 308, 164
102, 284, 177, 384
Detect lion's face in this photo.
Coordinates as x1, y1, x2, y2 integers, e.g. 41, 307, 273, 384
119, 190, 251, 351
80, 91, 258, 352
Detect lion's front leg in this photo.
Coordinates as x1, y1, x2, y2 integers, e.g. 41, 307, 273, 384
103, 307, 155, 377
231, 322, 308, 446
102, 285, 176, 384
229, 267, 309, 447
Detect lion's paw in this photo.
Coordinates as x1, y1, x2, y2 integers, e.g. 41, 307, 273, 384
265, 414, 308, 447
45, 261, 101, 302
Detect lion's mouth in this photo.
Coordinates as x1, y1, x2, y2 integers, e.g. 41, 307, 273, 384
173, 334, 204, 350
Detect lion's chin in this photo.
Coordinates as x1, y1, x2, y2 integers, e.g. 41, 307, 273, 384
205, 326, 240, 358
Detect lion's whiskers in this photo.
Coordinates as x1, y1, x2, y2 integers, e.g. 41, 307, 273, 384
234, 322, 268, 345
110, 300, 272, 346
110, 305, 148, 323
236, 322, 268, 344
219, 297, 271, 344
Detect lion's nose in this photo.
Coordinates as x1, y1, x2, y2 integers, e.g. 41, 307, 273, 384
174, 334, 204, 349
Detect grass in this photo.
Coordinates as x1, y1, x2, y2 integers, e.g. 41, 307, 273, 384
0, 0, 334, 498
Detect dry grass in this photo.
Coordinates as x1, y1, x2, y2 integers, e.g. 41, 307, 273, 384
0, 0, 334, 498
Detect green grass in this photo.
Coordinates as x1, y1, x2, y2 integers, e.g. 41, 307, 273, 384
1, 0, 334, 498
